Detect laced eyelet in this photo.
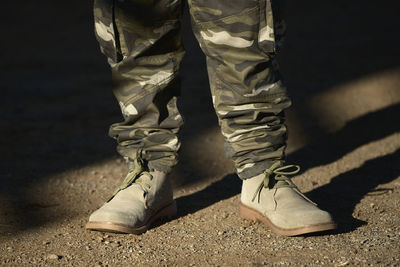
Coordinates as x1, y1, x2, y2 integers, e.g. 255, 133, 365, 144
251, 162, 316, 205
107, 157, 152, 202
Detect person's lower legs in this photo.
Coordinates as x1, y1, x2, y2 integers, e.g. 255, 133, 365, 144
188, 0, 336, 235
94, 0, 186, 173
187, 0, 290, 178
87, 0, 337, 236
87, 0, 185, 233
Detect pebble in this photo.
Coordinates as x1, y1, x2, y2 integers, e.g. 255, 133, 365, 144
111, 242, 121, 248
47, 254, 60, 260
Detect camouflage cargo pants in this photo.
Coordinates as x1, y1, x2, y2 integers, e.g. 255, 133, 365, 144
94, 0, 291, 179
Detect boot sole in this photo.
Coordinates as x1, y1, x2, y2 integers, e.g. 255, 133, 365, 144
85, 200, 177, 234
239, 203, 337, 236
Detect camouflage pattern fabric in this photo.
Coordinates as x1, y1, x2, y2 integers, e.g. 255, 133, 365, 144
94, 0, 291, 179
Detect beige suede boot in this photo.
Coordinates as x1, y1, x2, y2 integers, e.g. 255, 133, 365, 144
240, 162, 337, 236
86, 159, 176, 234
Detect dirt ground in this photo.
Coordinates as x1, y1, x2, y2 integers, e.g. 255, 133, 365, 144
1, 1, 400, 266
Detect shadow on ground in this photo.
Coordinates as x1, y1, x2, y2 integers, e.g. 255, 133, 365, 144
307, 148, 400, 233
175, 174, 241, 218
289, 104, 400, 170
0, 0, 399, 232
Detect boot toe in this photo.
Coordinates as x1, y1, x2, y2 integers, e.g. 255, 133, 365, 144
269, 208, 334, 229
88, 204, 145, 228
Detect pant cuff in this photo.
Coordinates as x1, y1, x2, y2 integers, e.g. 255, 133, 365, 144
237, 160, 278, 180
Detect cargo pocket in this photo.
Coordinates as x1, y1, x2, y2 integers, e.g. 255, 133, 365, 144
258, 0, 276, 54
93, 0, 123, 66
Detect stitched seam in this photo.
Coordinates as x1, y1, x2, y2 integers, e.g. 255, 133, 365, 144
195, 6, 259, 29
120, 69, 179, 106
217, 75, 287, 99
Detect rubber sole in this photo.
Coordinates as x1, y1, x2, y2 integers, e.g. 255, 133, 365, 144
239, 203, 337, 236
85, 201, 177, 234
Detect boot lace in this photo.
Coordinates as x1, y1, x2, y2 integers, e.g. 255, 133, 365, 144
107, 157, 153, 208
252, 161, 316, 205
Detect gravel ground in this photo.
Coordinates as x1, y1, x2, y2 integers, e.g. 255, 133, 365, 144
1, 1, 400, 266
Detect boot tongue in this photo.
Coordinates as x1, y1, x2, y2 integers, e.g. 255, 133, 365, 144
107, 157, 152, 202
251, 162, 301, 203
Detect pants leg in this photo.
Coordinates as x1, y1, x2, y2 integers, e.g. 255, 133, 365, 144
93, 0, 185, 173
188, 0, 291, 179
